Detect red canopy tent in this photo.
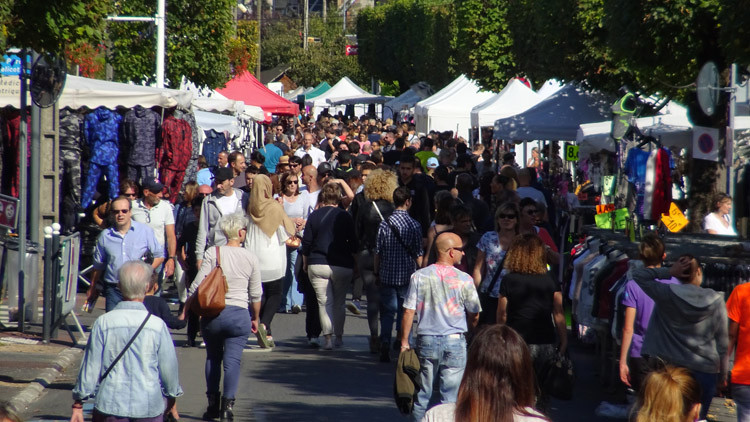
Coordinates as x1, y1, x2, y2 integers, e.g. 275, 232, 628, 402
216, 71, 300, 117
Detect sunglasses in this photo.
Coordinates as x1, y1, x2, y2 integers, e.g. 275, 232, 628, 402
122, 192, 136, 198
286, 180, 298, 185
498, 214, 517, 220
451, 246, 464, 252
290, 163, 300, 167
111, 209, 129, 215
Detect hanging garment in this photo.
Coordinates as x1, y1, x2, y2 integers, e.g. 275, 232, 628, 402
158, 115, 193, 203
59, 108, 85, 231
642, 149, 658, 219
202, 129, 227, 169
1, 109, 33, 198
82, 107, 121, 208
122, 105, 160, 185
175, 109, 200, 189
624, 148, 651, 218
650, 148, 673, 220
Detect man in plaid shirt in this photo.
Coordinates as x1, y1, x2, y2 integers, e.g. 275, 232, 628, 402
375, 186, 424, 362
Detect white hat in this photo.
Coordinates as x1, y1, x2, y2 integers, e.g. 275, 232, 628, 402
426, 157, 439, 169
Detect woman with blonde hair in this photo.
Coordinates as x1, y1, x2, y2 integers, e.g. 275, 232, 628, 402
636, 365, 702, 422
351, 169, 398, 352
497, 233, 567, 406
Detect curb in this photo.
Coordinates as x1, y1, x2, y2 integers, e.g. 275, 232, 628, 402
9, 346, 84, 414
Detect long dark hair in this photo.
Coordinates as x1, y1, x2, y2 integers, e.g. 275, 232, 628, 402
453, 325, 548, 422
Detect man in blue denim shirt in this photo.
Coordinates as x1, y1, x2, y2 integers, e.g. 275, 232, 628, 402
87, 196, 165, 312
400, 233, 481, 422
72, 260, 182, 422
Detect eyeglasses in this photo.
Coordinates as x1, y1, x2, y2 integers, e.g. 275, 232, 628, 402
286, 180, 298, 185
497, 214, 517, 220
111, 209, 129, 215
122, 192, 136, 198
451, 246, 465, 253
290, 164, 300, 168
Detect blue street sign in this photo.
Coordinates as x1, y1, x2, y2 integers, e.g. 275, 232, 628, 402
1, 55, 22, 76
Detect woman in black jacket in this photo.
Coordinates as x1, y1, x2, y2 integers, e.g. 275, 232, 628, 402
351, 169, 398, 353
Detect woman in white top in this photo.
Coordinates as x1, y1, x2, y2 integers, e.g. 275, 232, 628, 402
703, 192, 737, 236
245, 174, 296, 348
422, 325, 549, 422
279, 171, 308, 314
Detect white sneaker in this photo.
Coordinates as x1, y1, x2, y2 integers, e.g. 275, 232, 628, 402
308, 337, 320, 347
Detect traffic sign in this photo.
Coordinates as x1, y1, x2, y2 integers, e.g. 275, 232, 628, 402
1, 54, 21, 76
0, 194, 19, 229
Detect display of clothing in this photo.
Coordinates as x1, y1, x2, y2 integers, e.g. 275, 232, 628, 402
82, 107, 122, 208
175, 109, 200, 189
624, 148, 651, 218
650, 148, 673, 219
122, 105, 161, 185
202, 129, 228, 169
158, 115, 193, 203
1, 108, 31, 198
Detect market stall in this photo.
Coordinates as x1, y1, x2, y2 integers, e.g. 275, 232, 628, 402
216, 71, 300, 116
414, 75, 494, 139
470, 78, 541, 128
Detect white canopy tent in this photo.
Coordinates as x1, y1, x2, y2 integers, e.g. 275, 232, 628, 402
537, 79, 563, 99
58, 75, 194, 109
470, 79, 541, 128
493, 83, 612, 141
305, 77, 368, 108
414, 75, 494, 138
194, 110, 241, 136
383, 89, 421, 121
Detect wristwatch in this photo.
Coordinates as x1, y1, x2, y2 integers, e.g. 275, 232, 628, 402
169, 256, 177, 260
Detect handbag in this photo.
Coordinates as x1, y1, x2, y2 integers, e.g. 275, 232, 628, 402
477, 253, 505, 326
285, 235, 301, 249
539, 351, 575, 400
99, 313, 152, 383
190, 247, 228, 318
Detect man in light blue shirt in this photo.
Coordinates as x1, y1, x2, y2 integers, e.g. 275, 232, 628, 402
259, 136, 283, 173
72, 260, 182, 422
87, 196, 165, 312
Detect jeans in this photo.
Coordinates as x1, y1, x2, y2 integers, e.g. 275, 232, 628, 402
379, 284, 409, 345
690, 370, 717, 421
259, 278, 284, 336
309, 264, 353, 337
280, 248, 303, 312
412, 334, 467, 422
92, 409, 162, 422
733, 383, 750, 422
103, 284, 123, 312
201, 305, 251, 399
357, 250, 380, 337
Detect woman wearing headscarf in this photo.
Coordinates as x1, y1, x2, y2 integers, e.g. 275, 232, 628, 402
245, 174, 296, 348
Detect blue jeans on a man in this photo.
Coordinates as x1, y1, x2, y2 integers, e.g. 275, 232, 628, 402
412, 333, 467, 422
379, 284, 409, 346
103, 284, 124, 312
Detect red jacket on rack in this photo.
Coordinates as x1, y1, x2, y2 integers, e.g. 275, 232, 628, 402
157, 115, 193, 171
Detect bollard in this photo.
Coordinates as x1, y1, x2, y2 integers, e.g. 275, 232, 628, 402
42, 226, 53, 343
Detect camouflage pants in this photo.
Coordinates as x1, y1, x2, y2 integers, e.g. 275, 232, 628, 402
182, 157, 198, 189
60, 148, 82, 205
128, 164, 156, 186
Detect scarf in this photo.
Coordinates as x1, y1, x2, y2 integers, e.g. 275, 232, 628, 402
248, 174, 296, 238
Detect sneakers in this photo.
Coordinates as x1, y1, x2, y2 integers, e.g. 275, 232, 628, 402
346, 301, 361, 315
291, 305, 301, 314
255, 324, 272, 349
308, 337, 320, 348
379, 342, 391, 362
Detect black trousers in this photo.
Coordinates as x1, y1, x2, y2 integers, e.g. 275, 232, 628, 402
259, 277, 284, 335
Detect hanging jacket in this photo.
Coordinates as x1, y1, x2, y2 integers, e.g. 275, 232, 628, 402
202, 129, 227, 168
158, 115, 192, 171
59, 108, 85, 153
84, 107, 122, 165
122, 105, 160, 166
175, 109, 200, 160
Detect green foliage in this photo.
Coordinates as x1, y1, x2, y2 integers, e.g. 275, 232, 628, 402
357, 0, 457, 92
261, 16, 368, 88
228, 20, 259, 76
8, 0, 112, 55
454, 0, 515, 91
718, 0, 750, 66
108, 0, 234, 88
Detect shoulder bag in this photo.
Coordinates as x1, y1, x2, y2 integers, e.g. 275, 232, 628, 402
191, 246, 229, 318
99, 312, 152, 383
477, 252, 506, 326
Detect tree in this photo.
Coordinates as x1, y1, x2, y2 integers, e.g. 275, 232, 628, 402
357, 0, 457, 92
228, 20, 259, 76
108, 0, 235, 88
454, 0, 515, 91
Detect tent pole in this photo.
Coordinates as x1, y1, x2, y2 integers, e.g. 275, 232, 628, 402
522, 140, 527, 168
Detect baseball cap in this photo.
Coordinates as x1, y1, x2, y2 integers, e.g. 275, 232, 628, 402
142, 179, 165, 193
426, 157, 439, 169
214, 167, 234, 183
317, 162, 333, 175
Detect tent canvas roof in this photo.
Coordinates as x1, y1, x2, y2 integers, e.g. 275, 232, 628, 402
493, 83, 612, 141
216, 71, 299, 115
304, 82, 332, 100
327, 93, 393, 106
471, 79, 541, 128
305, 77, 368, 107
384, 89, 422, 120
414, 75, 493, 136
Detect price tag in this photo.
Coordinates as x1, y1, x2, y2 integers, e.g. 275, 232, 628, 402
660, 202, 689, 232
565, 144, 579, 161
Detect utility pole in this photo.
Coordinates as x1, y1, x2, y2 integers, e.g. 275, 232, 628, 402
257, 0, 262, 78
322, 0, 326, 22
303, 0, 309, 50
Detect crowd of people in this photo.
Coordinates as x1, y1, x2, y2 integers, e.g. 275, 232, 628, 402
67, 112, 746, 422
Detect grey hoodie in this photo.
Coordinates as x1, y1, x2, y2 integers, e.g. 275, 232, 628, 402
633, 267, 728, 374
195, 188, 246, 261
